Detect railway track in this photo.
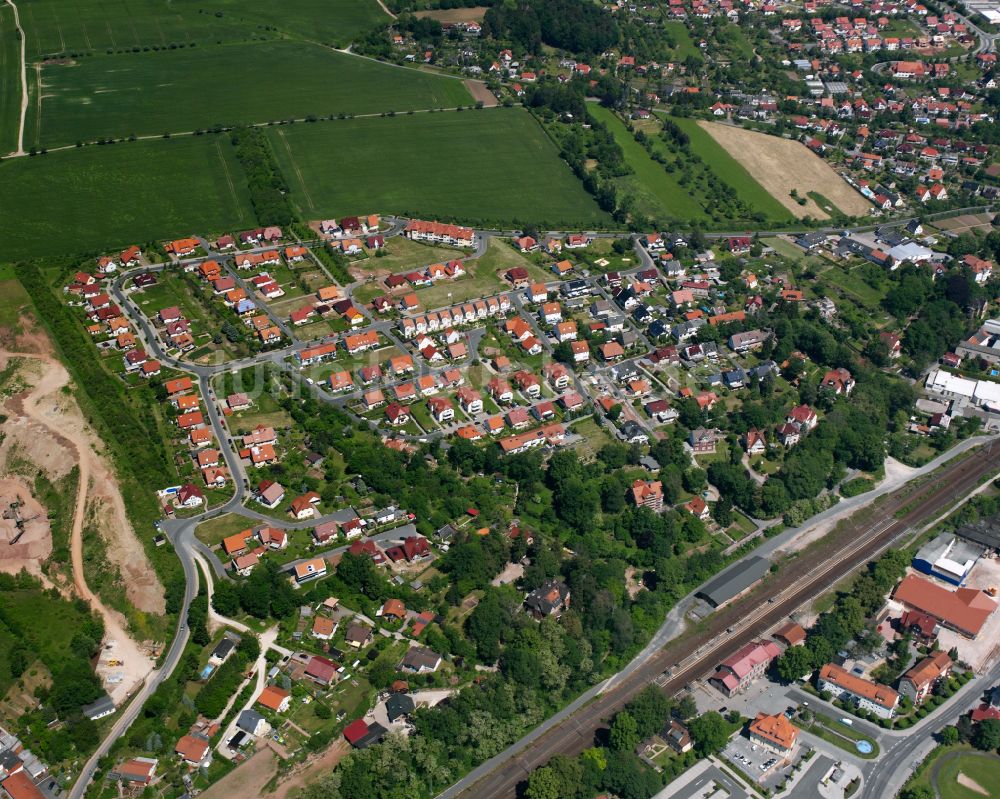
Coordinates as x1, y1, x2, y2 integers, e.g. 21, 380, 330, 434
454, 443, 1000, 798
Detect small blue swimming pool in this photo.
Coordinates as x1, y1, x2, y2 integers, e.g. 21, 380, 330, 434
201, 664, 215, 679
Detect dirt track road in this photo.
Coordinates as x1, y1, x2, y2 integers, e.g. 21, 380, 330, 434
0, 350, 155, 701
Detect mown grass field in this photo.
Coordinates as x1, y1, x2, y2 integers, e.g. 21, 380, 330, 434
936, 754, 1000, 799
669, 115, 792, 222
589, 104, 708, 222
30, 41, 472, 147
0, 5, 19, 154
0, 135, 254, 258
269, 107, 610, 227
19, 0, 388, 57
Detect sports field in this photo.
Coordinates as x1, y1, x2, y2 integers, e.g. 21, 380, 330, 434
268, 108, 610, 227
0, 5, 19, 154
18, 0, 388, 57
30, 41, 472, 147
0, 136, 254, 259
669, 116, 791, 222
588, 104, 706, 222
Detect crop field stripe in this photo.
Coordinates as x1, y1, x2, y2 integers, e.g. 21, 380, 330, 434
0, 5, 17, 153
274, 127, 314, 214
668, 115, 792, 221
214, 137, 247, 225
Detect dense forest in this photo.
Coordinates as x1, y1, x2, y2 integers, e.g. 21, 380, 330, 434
482, 0, 620, 55
230, 127, 295, 227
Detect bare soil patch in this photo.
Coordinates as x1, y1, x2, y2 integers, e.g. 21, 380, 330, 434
0, 348, 158, 701
199, 749, 279, 799
1, 352, 165, 614
414, 6, 488, 22
933, 212, 995, 234
956, 772, 990, 796
0, 477, 52, 575
698, 122, 870, 219
465, 79, 498, 107
268, 740, 350, 799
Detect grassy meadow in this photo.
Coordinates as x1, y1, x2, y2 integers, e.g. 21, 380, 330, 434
268, 107, 610, 227
30, 41, 472, 147
669, 115, 792, 222
0, 135, 255, 259
588, 104, 707, 222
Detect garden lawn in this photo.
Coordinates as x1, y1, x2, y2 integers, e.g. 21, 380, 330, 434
0, 5, 19, 154
818, 264, 885, 309
668, 116, 792, 222
195, 514, 253, 547
588, 104, 705, 221
355, 237, 472, 274
269, 107, 609, 227
31, 41, 472, 147
20, 0, 389, 58
664, 21, 699, 59
0, 135, 254, 259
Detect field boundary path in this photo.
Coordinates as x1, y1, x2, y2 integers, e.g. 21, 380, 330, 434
4, 0, 27, 155
374, 0, 397, 19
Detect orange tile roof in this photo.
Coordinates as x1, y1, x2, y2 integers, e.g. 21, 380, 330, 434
819, 663, 899, 709
257, 684, 291, 712
749, 712, 799, 750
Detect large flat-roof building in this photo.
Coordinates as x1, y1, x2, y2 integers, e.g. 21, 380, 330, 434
696, 556, 770, 608
912, 534, 983, 586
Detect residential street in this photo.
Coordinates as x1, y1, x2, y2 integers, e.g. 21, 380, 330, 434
71, 218, 1000, 799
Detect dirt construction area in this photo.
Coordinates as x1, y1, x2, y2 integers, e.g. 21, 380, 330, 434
0, 349, 160, 701
0, 478, 52, 572
699, 122, 871, 220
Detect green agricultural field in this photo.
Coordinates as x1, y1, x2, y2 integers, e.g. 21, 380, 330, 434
19, 0, 388, 58
669, 116, 792, 222
171, 0, 390, 47
0, 5, 19, 154
269, 107, 610, 227
30, 41, 472, 147
0, 135, 255, 259
588, 104, 705, 221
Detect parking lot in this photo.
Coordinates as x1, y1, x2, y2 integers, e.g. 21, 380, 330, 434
692, 674, 791, 718
722, 733, 796, 790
